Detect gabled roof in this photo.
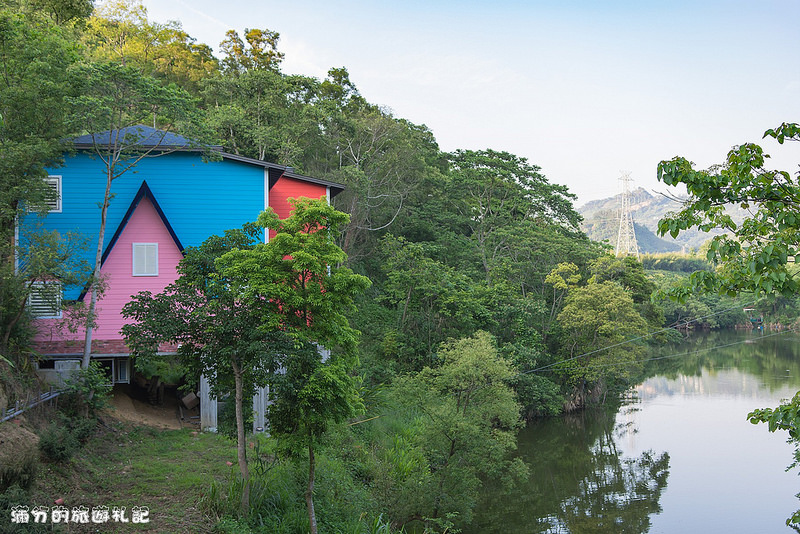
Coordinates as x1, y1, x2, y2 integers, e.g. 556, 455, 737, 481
77, 180, 182, 302
71, 125, 345, 197
101, 181, 184, 267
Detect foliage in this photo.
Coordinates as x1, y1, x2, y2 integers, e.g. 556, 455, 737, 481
218, 197, 371, 353
84, 0, 219, 93
203, 67, 317, 163
0, 484, 48, 533
122, 222, 294, 512
641, 252, 710, 273
38, 411, 96, 462
61, 360, 112, 416
391, 331, 527, 528
748, 393, 800, 526
67, 61, 206, 369
0, 7, 79, 240
1, 225, 92, 358
657, 122, 800, 299
556, 281, 649, 406
659, 122, 800, 526
0, 7, 84, 357
446, 149, 583, 280
589, 254, 664, 328
219, 198, 370, 533
219, 27, 284, 74
379, 235, 492, 369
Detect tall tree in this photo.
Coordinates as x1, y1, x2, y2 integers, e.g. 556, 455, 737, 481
556, 280, 648, 409
217, 198, 371, 533
203, 69, 317, 163
0, 9, 79, 255
67, 62, 202, 369
392, 331, 526, 528
447, 149, 582, 281
122, 223, 293, 513
0, 8, 82, 357
218, 27, 284, 74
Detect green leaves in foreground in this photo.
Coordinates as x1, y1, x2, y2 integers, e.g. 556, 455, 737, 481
656, 122, 800, 300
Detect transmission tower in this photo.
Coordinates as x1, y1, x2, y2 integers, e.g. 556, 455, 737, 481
615, 172, 639, 259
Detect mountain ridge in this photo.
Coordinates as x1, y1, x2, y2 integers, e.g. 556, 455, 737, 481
577, 187, 723, 253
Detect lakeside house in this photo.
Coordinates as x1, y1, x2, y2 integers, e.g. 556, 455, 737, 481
20, 125, 343, 429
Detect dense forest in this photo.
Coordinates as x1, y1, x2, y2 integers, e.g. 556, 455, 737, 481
2, 2, 797, 533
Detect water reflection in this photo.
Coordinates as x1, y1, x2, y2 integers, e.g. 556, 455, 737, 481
469, 330, 800, 533
469, 408, 670, 533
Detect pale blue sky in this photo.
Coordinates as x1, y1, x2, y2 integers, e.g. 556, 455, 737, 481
141, 0, 800, 205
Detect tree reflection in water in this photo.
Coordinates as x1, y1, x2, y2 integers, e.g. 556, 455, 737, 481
468, 405, 669, 534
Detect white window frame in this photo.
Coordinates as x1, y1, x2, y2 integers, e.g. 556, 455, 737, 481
28, 281, 62, 318
43, 176, 62, 213
132, 243, 158, 276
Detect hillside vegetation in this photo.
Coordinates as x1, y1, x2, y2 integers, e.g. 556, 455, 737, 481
1, 2, 777, 533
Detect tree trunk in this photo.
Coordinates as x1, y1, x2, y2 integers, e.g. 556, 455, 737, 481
232, 361, 250, 514
82, 169, 113, 369
306, 440, 318, 534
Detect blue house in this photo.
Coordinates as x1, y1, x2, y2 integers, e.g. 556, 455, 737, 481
22, 126, 343, 425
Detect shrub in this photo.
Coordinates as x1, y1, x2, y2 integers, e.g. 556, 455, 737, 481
37, 413, 96, 462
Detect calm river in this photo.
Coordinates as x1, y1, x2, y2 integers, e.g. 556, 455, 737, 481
469, 329, 800, 533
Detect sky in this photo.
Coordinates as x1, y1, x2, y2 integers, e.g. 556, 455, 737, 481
140, 0, 800, 206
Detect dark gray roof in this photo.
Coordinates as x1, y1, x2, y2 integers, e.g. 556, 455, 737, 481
71, 125, 215, 150
71, 125, 344, 197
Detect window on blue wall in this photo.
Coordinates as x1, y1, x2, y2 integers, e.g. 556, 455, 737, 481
132, 243, 158, 276
44, 177, 62, 212
29, 176, 61, 213
28, 281, 62, 318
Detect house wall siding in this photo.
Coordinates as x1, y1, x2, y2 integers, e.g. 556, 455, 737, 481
268, 176, 327, 239
26, 152, 266, 300
25, 151, 338, 358
32, 196, 182, 347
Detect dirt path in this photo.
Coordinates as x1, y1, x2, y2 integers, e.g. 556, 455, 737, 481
106, 387, 183, 430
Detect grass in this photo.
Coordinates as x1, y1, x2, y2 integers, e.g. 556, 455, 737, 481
28, 418, 239, 533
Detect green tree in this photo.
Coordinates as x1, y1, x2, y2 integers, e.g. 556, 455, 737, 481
379, 235, 491, 369
0, 8, 83, 360
1, 227, 92, 358
84, 0, 219, 93
217, 198, 371, 534
392, 331, 526, 529
202, 69, 316, 163
218, 27, 284, 74
0, 9, 79, 255
589, 254, 664, 328
447, 149, 582, 281
556, 281, 648, 409
122, 223, 293, 513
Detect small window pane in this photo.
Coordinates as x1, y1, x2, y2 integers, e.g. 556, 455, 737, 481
132, 243, 158, 276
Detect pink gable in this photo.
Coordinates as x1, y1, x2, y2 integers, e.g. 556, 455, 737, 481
33, 196, 182, 353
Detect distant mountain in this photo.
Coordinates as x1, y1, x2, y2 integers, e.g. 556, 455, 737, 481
577, 188, 729, 253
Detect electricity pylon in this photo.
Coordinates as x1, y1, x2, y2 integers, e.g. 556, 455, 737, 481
615, 172, 639, 259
